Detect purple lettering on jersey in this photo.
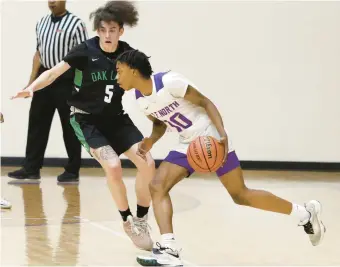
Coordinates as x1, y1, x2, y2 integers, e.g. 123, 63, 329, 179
164, 112, 193, 132
169, 101, 179, 111
173, 101, 180, 108
156, 101, 180, 118
165, 119, 182, 132
173, 113, 192, 129
159, 109, 167, 117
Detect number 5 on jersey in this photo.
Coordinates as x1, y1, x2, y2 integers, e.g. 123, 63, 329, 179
104, 85, 114, 103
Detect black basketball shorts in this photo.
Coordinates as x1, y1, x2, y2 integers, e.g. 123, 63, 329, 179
70, 113, 144, 156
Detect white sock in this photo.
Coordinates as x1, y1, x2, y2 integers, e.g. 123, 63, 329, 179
290, 203, 310, 223
161, 233, 176, 248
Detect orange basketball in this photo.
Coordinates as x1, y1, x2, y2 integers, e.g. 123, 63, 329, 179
187, 136, 225, 173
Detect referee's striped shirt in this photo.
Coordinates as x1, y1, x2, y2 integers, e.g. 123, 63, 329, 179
36, 11, 88, 69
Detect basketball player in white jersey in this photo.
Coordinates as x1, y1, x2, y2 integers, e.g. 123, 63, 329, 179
116, 50, 326, 266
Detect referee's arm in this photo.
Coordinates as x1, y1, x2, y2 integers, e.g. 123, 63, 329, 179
26, 23, 42, 88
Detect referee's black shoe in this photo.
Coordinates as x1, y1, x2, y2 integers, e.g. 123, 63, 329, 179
57, 171, 79, 184
8, 168, 40, 180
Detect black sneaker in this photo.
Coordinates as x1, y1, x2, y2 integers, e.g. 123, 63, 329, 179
57, 171, 79, 184
8, 168, 40, 180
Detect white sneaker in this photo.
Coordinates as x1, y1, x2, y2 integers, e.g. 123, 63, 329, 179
1, 198, 12, 209
133, 216, 154, 251
299, 200, 326, 246
136, 242, 183, 266
123, 215, 153, 251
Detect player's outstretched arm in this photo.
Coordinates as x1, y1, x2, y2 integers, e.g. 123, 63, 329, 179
184, 85, 228, 161
11, 61, 71, 99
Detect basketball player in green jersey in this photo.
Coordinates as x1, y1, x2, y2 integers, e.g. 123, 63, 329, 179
11, 1, 154, 251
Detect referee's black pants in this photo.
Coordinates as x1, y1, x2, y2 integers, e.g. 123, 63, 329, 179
23, 68, 81, 174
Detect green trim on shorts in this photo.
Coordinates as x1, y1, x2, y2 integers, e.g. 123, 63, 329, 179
70, 116, 90, 154
74, 69, 83, 87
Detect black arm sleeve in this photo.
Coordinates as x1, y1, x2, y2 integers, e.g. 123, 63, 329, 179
63, 42, 88, 70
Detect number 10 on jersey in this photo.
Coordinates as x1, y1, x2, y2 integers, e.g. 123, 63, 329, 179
164, 112, 192, 132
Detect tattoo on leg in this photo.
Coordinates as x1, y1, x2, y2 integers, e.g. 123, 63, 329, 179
96, 146, 118, 161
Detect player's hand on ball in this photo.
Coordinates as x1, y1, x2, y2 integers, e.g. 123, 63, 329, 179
219, 136, 228, 164
137, 138, 153, 160
11, 88, 33, 100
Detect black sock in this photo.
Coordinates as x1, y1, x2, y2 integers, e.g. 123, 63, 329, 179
119, 208, 132, 222
137, 204, 149, 218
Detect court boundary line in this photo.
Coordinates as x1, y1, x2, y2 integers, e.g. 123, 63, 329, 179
77, 216, 201, 267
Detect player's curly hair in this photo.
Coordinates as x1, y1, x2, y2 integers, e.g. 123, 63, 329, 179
89, 1, 139, 30
117, 50, 153, 79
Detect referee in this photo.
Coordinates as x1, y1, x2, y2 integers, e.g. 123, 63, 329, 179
8, 0, 88, 183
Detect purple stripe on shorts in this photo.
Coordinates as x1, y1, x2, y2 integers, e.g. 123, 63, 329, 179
163, 150, 194, 175
163, 150, 240, 177
216, 151, 240, 177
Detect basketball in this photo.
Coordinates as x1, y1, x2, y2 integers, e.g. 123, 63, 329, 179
187, 136, 225, 173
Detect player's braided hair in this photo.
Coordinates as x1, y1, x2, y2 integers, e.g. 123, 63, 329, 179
117, 50, 153, 79
90, 1, 139, 30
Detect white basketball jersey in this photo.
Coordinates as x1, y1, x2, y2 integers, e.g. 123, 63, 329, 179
135, 71, 217, 143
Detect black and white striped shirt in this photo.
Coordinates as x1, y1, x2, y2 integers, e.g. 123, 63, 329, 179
36, 11, 88, 69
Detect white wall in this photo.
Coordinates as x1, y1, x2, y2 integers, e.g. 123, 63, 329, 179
1, 1, 339, 162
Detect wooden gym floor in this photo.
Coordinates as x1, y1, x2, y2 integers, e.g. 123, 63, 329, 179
1, 166, 340, 266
